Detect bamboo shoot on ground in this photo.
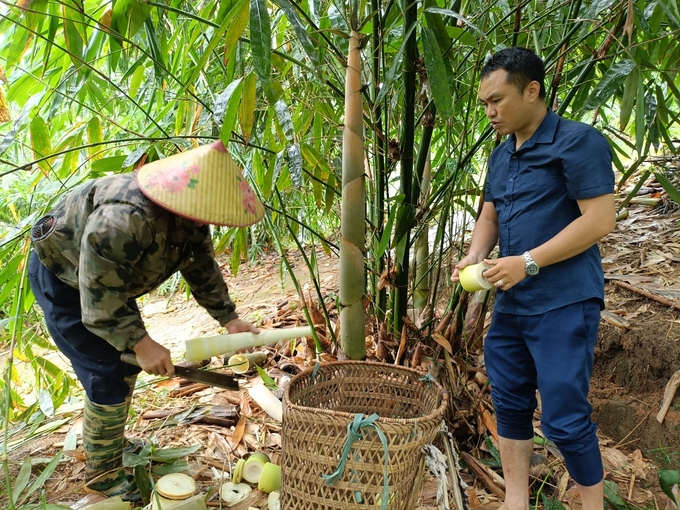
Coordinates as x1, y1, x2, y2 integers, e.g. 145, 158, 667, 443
185, 326, 312, 361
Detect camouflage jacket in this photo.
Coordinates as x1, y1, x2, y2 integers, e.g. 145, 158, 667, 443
32, 173, 238, 351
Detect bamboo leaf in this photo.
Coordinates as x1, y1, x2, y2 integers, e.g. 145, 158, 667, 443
91, 155, 127, 175
659, 470, 680, 509
59, 140, 80, 179
217, 78, 244, 144
61, 3, 84, 71
421, 27, 452, 117
18, 450, 65, 505
423, 0, 452, 56
11, 456, 32, 504
375, 24, 416, 105
424, 8, 487, 40
30, 115, 52, 176
274, 99, 295, 142
222, 0, 250, 66
635, 72, 645, 155
6, 25, 31, 71
239, 72, 256, 143
653, 171, 680, 206
271, 0, 321, 67
287, 143, 303, 188
325, 170, 336, 213
619, 67, 638, 130
129, 64, 146, 100
186, 0, 247, 88
250, 0, 272, 83
583, 0, 618, 19
585, 59, 635, 110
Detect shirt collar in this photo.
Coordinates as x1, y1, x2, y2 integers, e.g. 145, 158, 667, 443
504, 108, 558, 153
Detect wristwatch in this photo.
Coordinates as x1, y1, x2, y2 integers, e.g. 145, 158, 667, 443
523, 251, 539, 276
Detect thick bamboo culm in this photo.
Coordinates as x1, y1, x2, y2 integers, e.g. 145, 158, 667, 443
280, 362, 448, 509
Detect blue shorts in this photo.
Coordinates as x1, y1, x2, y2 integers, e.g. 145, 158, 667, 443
28, 251, 141, 405
484, 299, 603, 486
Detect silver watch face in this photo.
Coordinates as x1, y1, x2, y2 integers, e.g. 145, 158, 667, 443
526, 262, 539, 276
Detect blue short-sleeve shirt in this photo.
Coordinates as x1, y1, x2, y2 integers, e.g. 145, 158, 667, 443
485, 109, 614, 315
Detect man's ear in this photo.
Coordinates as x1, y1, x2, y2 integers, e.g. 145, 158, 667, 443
526, 80, 541, 101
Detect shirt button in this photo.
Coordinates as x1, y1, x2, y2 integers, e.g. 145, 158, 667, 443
509, 178, 513, 182
512, 155, 517, 159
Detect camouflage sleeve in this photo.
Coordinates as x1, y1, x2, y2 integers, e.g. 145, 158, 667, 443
78, 205, 150, 351
180, 233, 238, 326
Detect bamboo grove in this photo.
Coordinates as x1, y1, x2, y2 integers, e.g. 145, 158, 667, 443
0, 0, 679, 433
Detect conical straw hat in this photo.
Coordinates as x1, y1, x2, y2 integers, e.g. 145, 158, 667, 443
136, 141, 264, 226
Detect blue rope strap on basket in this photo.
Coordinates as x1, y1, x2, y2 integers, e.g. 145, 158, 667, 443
321, 413, 391, 510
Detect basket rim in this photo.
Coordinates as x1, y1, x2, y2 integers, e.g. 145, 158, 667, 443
282, 360, 449, 425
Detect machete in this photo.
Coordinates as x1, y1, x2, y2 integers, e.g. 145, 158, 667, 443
120, 353, 240, 390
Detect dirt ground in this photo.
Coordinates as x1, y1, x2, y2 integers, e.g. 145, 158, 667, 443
593, 202, 680, 461
4, 194, 680, 509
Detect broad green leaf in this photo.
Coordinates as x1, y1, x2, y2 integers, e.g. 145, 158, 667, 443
217, 79, 244, 144
274, 99, 295, 142
175, 99, 186, 135
271, 0, 321, 67
37, 387, 55, 417
59, 142, 80, 179
12, 456, 32, 504
585, 59, 635, 110
129, 64, 146, 100
659, 470, 680, 508
619, 67, 638, 130
635, 72, 645, 155
22, 0, 49, 35
603, 480, 627, 510
148, 444, 202, 461
123, 146, 148, 168
421, 27, 452, 117
214, 78, 243, 125
583, 0, 617, 19
18, 450, 64, 506
223, 0, 250, 65
423, 0, 452, 55
186, 0, 247, 88
231, 227, 246, 275
376, 195, 404, 259
250, 0, 272, 82
61, 4, 84, 70
325, 171, 336, 214
144, 17, 166, 80
6, 26, 31, 72
287, 143, 303, 188
30, 115, 52, 176
376, 24, 416, 105
91, 155, 128, 175
240, 72, 257, 143
654, 172, 680, 206
87, 117, 103, 162
425, 8, 487, 40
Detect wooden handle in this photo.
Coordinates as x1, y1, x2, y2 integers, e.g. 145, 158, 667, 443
120, 352, 140, 367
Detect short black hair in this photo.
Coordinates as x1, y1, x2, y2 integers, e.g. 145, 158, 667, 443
481, 47, 546, 99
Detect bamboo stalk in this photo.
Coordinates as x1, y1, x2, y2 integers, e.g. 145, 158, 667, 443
339, 27, 366, 360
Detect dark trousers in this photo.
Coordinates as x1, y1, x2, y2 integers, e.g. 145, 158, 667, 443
484, 299, 603, 486
28, 251, 141, 405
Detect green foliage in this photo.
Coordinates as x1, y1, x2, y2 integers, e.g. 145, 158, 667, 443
0, 0, 678, 469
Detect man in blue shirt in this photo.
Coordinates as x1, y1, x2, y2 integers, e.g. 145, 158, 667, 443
452, 47, 615, 510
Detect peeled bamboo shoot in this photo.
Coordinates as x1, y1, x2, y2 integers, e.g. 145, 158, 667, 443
185, 326, 312, 361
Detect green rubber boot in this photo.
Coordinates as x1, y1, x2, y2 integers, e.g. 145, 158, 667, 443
121, 375, 147, 455
83, 396, 140, 502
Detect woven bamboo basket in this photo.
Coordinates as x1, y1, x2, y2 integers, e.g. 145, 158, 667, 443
280, 361, 448, 510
